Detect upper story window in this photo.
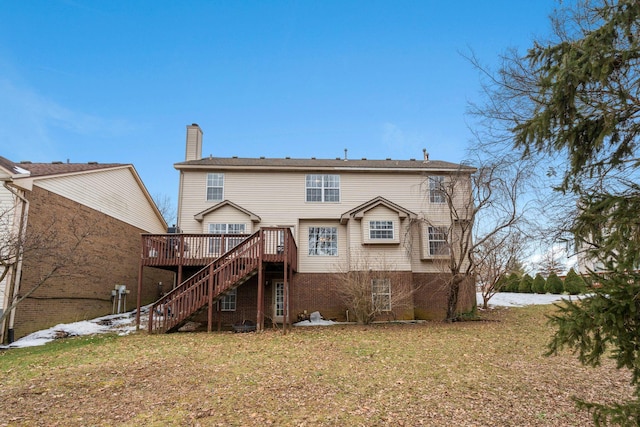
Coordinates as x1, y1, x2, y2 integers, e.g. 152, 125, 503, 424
308, 227, 338, 256
369, 221, 394, 240
206, 173, 224, 201
429, 175, 446, 204
306, 174, 340, 202
428, 226, 449, 256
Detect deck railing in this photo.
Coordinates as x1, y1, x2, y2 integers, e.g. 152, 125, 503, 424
141, 233, 250, 267
147, 227, 297, 333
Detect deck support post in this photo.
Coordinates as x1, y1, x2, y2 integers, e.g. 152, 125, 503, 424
283, 242, 289, 335
136, 240, 144, 331
257, 230, 265, 332
207, 263, 214, 332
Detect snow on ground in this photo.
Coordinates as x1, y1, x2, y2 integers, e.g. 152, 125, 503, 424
1, 293, 579, 349
1, 309, 146, 349
477, 292, 574, 308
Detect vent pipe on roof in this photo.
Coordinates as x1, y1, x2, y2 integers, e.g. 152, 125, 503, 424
423, 148, 429, 162
344, 148, 348, 161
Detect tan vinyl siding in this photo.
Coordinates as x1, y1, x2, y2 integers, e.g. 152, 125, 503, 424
361, 205, 400, 245
34, 167, 165, 233
200, 204, 254, 234
178, 168, 471, 274
299, 220, 345, 273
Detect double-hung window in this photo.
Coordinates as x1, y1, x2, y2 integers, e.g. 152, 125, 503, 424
220, 288, 237, 311
429, 176, 446, 204
206, 173, 224, 201
428, 226, 449, 256
308, 227, 338, 256
306, 174, 340, 202
372, 278, 391, 311
208, 223, 246, 254
369, 221, 394, 240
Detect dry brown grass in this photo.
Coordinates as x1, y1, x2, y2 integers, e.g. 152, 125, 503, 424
0, 304, 634, 426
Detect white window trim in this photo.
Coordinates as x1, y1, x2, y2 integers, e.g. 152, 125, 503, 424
369, 220, 394, 240
206, 173, 224, 201
429, 175, 446, 204
306, 174, 341, 203
372, 278, 391, 311
220, 288, 237, 311
308, 226, 338, 256
428, 226, 450, 257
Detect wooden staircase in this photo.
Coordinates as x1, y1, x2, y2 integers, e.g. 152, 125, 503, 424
147, 227, 297, 333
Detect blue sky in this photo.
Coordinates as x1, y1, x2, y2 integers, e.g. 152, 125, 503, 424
0, 0, 558, 210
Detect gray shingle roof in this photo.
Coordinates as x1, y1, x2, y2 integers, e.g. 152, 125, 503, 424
0, 156, 126, 177
175, 156, 474, 172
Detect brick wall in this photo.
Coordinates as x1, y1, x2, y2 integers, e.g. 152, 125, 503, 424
12, 186, 173, 339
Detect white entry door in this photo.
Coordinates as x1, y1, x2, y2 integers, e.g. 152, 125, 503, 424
273, 281, 287, 323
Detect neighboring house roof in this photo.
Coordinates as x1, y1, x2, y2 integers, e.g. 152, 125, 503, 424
0, 156, 167, 232
175, 156, 475, 173
194, 200, 261, 223
340, 196, 417, 225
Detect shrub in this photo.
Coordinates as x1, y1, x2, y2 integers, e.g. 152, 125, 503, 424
518, 274, 534, 293
563, 268, 586, 295
545, 272, 564, 294
532, 274, 546, 294
506, 273, 521, 292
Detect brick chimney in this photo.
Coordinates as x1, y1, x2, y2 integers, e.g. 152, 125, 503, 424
185, 123, 203, 161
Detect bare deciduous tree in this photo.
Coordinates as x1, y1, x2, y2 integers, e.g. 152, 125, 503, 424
476, 232, 527, 309
1, 209, 94, 340
411, 154, 530, 321
335, 251, 416, 324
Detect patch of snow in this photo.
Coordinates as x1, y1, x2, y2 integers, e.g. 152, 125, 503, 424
1, 294, 586, 349
477, 292, 580, 308
293, 310, 336, 327
1, 310, 145, 349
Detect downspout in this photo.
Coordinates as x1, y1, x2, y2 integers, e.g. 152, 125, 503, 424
2, 181, 29, 344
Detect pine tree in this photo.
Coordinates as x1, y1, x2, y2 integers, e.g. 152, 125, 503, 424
532, 274, 546, 294
476, 0, 640, 421
518, 274, 533, 293
545, 273, 564, 295
563, 269, 586, 295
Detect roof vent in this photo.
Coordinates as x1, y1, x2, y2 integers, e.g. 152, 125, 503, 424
232, 156, 238, 159
386, 158, 391, 160
88, 161, 98, 165
361, 157, 367, 160
410, 158, 416, 161
335, 157, 340, 160
260, 156, 265, 159
311, 157, 316, 160
423, 148, 429, 162
52, 161, 63, 164
285, 156, 291, 159
344, 148, 348, 161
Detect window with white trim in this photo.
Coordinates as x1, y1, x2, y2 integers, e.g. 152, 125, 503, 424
369, 220, 394, 240
372, 278, 391, 311
220, 288, 236, 311
428, 226, 449, 256
206, 173, 224, 201
429, 175, 446, 204
306, 174, 340, 202
308, 227, 338, 256
208, 223, 246, 254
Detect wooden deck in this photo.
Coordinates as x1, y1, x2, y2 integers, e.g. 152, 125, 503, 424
138, 227, 297, 333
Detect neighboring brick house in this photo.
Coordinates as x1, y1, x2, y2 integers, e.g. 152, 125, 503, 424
140, 124, 476, 333
0, 156, 174, 343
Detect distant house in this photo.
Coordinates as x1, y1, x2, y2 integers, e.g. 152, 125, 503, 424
139, 124, 476, 333
0, 157, 173, 343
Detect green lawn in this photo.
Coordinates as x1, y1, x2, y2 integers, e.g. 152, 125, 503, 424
0, 305, 633, 426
